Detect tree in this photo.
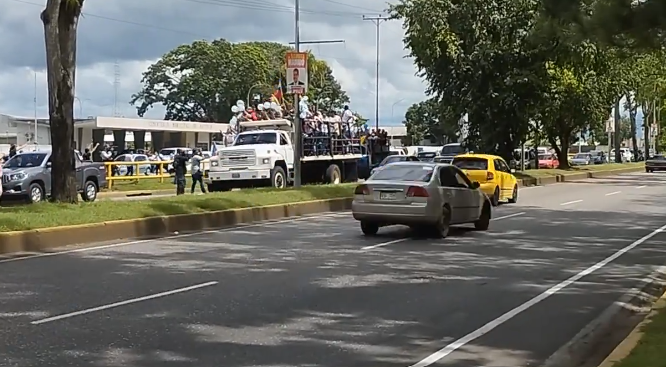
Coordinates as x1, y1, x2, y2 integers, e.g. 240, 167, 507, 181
41, 0, 83, 203
390, 0, 547, 161
131, 40, 350, 123
403, 98, 459, 145
542, 0, 666, 48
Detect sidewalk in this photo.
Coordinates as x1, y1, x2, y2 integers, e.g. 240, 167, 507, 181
598, 291, 666, 367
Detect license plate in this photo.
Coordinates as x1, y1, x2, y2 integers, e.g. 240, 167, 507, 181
379, 192, 398, 200
232, 173, 240, 178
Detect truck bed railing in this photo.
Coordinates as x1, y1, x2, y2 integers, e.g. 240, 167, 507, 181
302, 119, 364, 157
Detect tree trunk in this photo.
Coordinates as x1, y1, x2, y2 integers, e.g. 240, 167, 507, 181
550, 131, 571, 169
41, 0, 84, 203
92, 128, 105, 161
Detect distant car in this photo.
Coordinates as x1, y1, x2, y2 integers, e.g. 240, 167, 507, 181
589, 151, 607, 164
352, 162, 492, 238
369, 155, 420, 176
417, 151, 438, 162
538, 153, 559, 169
570, 153, 592, 166
645, 155, 666, 172
452, 154, 518, 206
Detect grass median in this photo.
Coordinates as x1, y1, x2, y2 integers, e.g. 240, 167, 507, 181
515, 162, 643, 180
611, 295, 666, 367
0, 184, 356, 232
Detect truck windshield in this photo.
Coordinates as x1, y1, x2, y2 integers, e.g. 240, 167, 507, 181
234, 133, 277, 146
4, 153, 47, 168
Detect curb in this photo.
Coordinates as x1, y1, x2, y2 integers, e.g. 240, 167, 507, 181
597, 288, 666, 367
518, 167, 643, 187
0, 198, 352, 256
540, 265, 666, 367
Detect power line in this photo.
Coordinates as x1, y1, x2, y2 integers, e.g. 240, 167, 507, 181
363, 14, 390, 131
8, 0, 362, 62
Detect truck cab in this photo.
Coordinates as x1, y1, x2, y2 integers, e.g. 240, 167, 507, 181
207, 120, 294, 191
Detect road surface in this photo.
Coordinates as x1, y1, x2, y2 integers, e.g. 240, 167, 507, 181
1, 172, 666, 367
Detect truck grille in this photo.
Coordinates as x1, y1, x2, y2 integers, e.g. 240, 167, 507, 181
220, 150, 256, 167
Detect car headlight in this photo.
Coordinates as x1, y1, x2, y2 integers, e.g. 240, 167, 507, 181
262, 158, 270, 164
211, 161, 219, 167
9, 173, 26, 181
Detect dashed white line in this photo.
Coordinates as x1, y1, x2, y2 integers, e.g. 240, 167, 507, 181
361, 211, 526, 250
0, 212, 350, 264
31, 281, 219, 325
560, 200, 583, 206
605, 191, 621, 196
636, 185, 647, 189
407, 222, 666, 367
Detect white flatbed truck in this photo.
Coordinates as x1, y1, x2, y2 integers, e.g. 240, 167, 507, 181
206, 119, 363, 191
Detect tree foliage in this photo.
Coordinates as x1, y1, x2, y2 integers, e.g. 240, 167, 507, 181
392, 0, 666, 167
130, 40, 349, 122
403, 98, 459, 145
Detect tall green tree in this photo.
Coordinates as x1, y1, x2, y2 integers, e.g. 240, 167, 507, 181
403, 98, 459, 145
41, 0, 84, 203
390, 0, 547, 160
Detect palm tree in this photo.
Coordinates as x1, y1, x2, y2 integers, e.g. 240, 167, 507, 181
41, 0, 84, 203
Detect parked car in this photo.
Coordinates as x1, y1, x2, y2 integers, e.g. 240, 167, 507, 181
570, 153, 592, 166
588, 151, 607, 164
538, 153, 559, 169
2, 151, 106, 203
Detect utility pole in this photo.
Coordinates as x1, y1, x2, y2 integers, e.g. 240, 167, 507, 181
113, 60, 121, 117
291, 0, 344, 188
363, 14, 389, 131
34, 72, 38, 143
614, 99, 621, 163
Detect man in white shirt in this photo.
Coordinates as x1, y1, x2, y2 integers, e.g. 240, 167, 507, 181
341, 105, 354, 124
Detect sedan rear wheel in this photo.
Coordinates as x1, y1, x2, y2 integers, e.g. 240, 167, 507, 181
360, 221, 379, 236
433, 207, 451, 238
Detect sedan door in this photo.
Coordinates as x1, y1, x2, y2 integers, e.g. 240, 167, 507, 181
437, 166, 468, 223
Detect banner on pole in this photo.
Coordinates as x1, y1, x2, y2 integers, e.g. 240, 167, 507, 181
605, 117, 615, 133
285, 52, 308, 95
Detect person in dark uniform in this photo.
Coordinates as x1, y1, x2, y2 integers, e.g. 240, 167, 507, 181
173, 149, 188, 195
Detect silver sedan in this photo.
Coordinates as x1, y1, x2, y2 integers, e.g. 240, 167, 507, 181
352, 162, 492, 238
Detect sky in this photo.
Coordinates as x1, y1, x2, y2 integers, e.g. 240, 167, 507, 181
0, 0, 427, 127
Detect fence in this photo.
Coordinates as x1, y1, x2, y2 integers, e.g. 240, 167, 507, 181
103, 160, 211, 189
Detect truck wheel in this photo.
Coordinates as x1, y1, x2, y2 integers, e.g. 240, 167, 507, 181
28, 182, 45, 203
81, 180, 98, 202
271, 167, 286, 188
325, 164, 342, 184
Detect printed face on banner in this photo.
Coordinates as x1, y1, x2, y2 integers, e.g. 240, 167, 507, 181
285, 52, 308, 95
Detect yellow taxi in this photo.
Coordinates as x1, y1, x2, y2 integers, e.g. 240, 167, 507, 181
451, 154, 518, 206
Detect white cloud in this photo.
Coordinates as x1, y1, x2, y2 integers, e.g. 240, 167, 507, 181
0, 0, 426, 126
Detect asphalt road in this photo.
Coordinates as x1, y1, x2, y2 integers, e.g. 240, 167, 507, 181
2, 172, 666, 367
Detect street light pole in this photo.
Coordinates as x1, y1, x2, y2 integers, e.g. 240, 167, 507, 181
363, 15, 389, 131
391, 99, 405, 119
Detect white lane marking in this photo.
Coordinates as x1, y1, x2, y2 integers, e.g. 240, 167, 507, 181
408, 222, 666, 367
0, 212, 349, 265
636, 185, 646, 189
605, 191, 621, 196
560, 200, 583, 206
31, 281, 218, 325
361, 211, 526, 250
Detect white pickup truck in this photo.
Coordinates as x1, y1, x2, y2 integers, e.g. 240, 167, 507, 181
206, 119, 363, 191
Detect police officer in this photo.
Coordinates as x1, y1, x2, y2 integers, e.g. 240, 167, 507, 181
173, 149, 188, 195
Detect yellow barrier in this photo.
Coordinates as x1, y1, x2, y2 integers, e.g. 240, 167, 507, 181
103, 160, 211, 189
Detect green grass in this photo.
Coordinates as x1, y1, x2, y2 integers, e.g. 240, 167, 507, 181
0, 184, 355, 232
515, 162, 643, 179
105, 179, 174, 192
612, 298, 666, 367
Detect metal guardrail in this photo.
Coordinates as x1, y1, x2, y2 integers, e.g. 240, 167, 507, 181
103, 160, 211, 189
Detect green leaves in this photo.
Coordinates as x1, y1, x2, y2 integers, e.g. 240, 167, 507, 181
130, 40, 350, 122
403, 98, 459, 145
